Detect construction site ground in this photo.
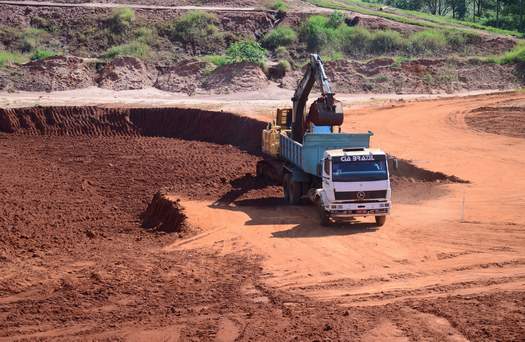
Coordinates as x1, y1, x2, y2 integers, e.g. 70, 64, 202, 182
1, 91, 524, 340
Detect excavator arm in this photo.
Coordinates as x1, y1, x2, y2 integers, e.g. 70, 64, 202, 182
291, 54, 343, 143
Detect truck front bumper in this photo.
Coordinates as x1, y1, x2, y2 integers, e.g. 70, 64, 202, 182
324, 201, 390, 217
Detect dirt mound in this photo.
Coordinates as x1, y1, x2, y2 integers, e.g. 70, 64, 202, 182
97, 56, 155, 91
142, 190, 188, 233
203, 62, 269, 94
11, 56, 95, 92
390, 158, 468, 184
155, 59, 209, 95
0, 106, 266, 153
466, 105, 525, 138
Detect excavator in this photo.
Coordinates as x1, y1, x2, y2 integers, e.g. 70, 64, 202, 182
257, 54, 392, 226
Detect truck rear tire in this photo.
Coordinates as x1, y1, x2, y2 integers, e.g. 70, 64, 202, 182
375, 216, 386, 227
283, 174, 290, 203
283, 174, 301, 205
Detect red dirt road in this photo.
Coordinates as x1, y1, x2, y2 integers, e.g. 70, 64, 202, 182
1, 93, 525, 340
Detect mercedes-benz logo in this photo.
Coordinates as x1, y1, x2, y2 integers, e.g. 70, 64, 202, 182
357, 191, 366, 200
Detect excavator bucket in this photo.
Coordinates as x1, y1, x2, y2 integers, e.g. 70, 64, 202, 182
308, 99, 344, 127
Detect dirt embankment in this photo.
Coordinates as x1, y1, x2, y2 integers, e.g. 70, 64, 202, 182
282, 58, 522, 94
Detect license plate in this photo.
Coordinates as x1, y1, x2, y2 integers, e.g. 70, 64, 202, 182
356, 210, 366, 214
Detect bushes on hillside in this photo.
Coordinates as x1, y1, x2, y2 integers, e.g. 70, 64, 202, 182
262, 26, 297, 49
109, 7, 135, 34
225, 40, 266, 65
164, 10, 225, 54
409, 30, 446, 53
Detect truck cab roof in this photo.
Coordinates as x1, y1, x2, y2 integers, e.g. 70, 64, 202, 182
326, 147, 385, 158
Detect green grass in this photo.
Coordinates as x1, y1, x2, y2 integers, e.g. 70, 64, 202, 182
101, 40, 150, 59
271, 0, 288, 12
109, 7, 135, 34
0, 50, 27, 66
488, 44, 525, 64
30, 49, 59, 61
201, 54, 229, 66
262, 26, 297, 49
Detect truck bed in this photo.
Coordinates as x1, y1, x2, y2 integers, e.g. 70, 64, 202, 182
279, 132, 373, 176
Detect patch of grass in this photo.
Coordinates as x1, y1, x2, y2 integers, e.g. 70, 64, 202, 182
164, 10, 224, 54
490, 44, 525, 64
0, 50, 26, 66
30, 49, 59, 61
278, 59, 291, 71
20, 28, 48, 53
201, 40, 268, 67
271, 0, 288, 12
262, 26, 297, 49
369, 29, 405, 54
109, 7, 135, 34
275, 46, 290, 60
101, 40, 150, 59
201, 54, 229, 66
409, 30, 447, 54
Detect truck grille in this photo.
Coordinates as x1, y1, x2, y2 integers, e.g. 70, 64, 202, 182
334, 190, 387, 201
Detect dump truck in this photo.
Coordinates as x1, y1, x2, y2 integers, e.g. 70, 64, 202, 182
257, 54, 391, 226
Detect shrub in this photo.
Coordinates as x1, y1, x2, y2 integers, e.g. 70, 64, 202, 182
262, 26, 297, 49
300, 15, 338, 52
225, 40, 267, 65
271, 0, 288, 12
369, 30, 404, 54
101, 40, 150, 59
21, 28, 48, 53
134, 27, 156, 45
165, 11, 224, 53
327, 10, 345, 28
278, 59, 291, 72
109, 7, 135, 34
0, 50, 26, 66
338, 26, 372, 55
30, 49, 58, 60
409, 30, 447, 53
275, 46, 290, 59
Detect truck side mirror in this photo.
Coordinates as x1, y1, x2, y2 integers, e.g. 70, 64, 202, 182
392, 158, 399, 170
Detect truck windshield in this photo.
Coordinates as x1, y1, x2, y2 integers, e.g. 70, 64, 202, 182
332, 156, 388, 182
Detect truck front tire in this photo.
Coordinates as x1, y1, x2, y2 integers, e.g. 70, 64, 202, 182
317, 198, 330, 226
375, 216, 386, 227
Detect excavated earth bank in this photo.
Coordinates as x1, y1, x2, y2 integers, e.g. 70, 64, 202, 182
4, 105, 521, 341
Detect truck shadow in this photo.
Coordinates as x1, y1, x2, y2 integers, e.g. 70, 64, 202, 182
211, 197, 379, 238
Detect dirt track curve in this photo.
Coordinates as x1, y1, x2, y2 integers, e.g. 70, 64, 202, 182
1, 93, 524, 340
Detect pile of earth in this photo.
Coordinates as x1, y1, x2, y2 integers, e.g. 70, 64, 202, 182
97, 56, 156, 90
202, 62, 269, 94
4, 55, 95, 92
281, 58, 521, 94
155, 59, 209, 94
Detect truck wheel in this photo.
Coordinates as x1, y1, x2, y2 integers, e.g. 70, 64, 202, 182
283, 174, 290, 203
288, 179, 302, 205
375, 216, 386, 227
317, 198, 330, 226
